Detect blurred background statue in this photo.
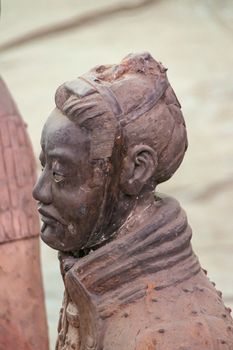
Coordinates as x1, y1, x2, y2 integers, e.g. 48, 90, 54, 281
0, 78, 49, 350
33, 53, 233, 350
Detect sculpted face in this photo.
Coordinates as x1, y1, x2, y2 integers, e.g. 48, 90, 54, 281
33, 53, 188, 253
33, 108, 106, 252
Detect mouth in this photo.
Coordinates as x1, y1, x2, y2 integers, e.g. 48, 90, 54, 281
38, 206, 66, 229
40, 215, 58, 234
40, 215, 56, 228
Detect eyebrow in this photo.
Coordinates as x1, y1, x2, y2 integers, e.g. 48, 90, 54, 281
46, 148, 79, 165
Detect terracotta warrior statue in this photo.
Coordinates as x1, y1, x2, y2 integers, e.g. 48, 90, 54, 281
33, 52, 233, 349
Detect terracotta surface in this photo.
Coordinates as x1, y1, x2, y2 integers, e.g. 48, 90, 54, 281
33, 53, 233, 349
0, 78, 49, 349
0, 78, 38, 243
1, 2, 233, 347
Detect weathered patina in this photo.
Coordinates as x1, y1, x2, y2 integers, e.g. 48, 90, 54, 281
33, 53, 233, 349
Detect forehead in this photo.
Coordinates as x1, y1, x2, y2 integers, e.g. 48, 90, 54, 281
41, 108, 89, 161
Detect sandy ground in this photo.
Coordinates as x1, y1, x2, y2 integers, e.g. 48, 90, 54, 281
1, 0, 233, 348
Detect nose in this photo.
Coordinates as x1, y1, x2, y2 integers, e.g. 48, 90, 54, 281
33, 171, 52, 205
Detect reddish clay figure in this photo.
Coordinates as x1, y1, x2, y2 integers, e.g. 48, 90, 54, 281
33, 53, 233, 349
0, 78, 49, 350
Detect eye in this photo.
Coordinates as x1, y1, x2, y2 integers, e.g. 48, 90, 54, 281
39, 159, 45, 171
39, 151, 45, 172
52, 171, 65, 183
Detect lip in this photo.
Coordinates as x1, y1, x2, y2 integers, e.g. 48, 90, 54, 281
40, 215, 56, 225
38, 206, 66, 226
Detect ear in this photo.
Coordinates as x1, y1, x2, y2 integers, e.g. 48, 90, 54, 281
120, 145, 158, 195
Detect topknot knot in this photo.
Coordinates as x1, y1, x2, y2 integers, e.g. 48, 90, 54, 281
92, 52, 168, 82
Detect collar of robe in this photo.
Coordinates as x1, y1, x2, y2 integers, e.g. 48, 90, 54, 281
59, 195, 201, 350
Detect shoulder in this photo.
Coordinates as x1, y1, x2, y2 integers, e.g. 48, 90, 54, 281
154, 192, 181, 209
134, 316, 233, 350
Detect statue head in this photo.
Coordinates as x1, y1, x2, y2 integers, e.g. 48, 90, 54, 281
33, 52, 187, 253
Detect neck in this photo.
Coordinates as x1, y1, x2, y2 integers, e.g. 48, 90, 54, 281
83, 190, 154, 252
114, 190, 159, 239
98, 190, 158, 247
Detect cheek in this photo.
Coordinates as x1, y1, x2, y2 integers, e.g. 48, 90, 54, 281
76, 185, 105, 219
55, 183, 105, 223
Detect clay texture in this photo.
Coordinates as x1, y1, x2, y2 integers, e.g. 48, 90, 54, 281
0, 78, 49, 350
33, 53, 233, 349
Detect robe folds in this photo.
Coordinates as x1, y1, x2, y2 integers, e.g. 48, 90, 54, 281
56, 195, 233, 350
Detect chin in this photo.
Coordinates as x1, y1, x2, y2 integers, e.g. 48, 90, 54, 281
40, 224, 67, 251
40, 231, 62, 251
40, 223, 82, 252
